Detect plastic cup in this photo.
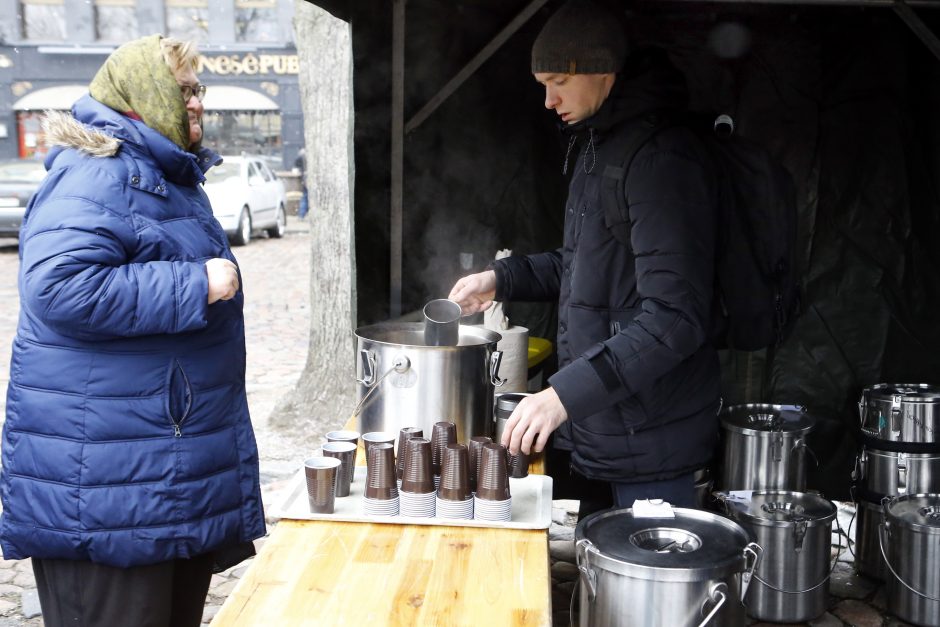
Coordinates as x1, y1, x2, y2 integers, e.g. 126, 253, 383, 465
431, 421, 458, 476
326, 430, 360, 467
476, 442, 511, 501
400, 438, 435, 494
468, 436, 492, 493
304, 456, 342, 514
322, 441, 357, 497
364, 443, 398, 501
438, 443, 471, 502
396, 427, 423, 480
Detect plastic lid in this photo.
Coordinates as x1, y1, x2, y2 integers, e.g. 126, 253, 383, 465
885, 494, 940, 534
864, 383, 940, 403
726, 490, 836, 528
574, 507, 749, 581
720, 404, 815, 435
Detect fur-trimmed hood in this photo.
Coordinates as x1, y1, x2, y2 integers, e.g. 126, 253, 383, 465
42, 95, 220, 187
42, 109, 121, 158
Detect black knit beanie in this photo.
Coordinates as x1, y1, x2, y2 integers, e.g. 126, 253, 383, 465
531, 0, 628, 74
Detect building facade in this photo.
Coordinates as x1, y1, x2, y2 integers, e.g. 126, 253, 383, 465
0, 0, 303, 169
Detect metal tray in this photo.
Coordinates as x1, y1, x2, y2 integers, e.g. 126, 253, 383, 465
270, 466, 553, 530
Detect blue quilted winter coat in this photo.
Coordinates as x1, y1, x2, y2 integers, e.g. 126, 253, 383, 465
0, 95, 266, 568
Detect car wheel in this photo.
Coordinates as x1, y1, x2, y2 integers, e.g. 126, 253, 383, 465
266, 204, 286, 239
231, 207, 252, 246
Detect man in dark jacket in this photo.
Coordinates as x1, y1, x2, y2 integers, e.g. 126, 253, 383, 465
449, 0, 720, 510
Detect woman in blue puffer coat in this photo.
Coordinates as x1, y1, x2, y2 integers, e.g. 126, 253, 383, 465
1, 35, 265, 626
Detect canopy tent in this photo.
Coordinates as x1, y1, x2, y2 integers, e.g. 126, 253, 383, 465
302, 0, 940, 498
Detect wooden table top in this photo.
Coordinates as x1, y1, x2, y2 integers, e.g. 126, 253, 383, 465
211, 427, 551, 626
210, 518, 551, 626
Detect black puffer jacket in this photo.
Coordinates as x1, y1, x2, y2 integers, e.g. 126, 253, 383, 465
493, 50, 721, 483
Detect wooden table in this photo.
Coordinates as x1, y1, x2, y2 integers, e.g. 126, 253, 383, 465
211, 434, 551, 626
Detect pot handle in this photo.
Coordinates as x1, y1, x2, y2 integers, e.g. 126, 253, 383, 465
357, 349, 376, 386
879, 521, 940, 602
740, 542, 763, 600
575, 538, 598, 603
490, 350, 506, 387
697, 582, 728, 627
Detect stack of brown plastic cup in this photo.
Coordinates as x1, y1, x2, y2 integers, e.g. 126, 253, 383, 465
325, 430, 360, 467
474, 443, 512, 522
437, 443, 473, 519
396, 427, 423, 484
399, 438, 436, 517
322, 441, 357, 497
468, 436, 492, 494
363, 443, 399, 516
507, 450, 530, 479
304, 456, 342, 514
431, 421, 458, 488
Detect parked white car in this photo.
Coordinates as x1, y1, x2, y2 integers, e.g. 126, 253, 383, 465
204, 154, 286, 246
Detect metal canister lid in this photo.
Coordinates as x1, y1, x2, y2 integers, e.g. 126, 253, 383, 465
495, 392, 530, 416
726, 490, 836, 528
574, 507, 750, 582
885, 494, 940, 535
864, 383, 940, 403
720, 404, 815, 436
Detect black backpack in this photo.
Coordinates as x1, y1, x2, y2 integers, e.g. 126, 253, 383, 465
602, 113, 800, 351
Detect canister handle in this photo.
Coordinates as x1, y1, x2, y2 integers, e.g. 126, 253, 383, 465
696, 582, 727, 627
489, 350, 506, 387
575, 538, 598, 603
356, 349, 376, 386
897, 453, 908, 494
879, 522, 940, 602
741, 542, 763, 600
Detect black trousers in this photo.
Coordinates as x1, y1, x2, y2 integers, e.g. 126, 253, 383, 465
32, 553, 214, 627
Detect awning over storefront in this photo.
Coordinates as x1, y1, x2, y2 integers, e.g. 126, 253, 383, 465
14, 85, 87, 111
202, 86, 279, 111
13, 84, 279, 112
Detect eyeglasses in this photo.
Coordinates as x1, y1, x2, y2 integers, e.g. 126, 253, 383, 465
180, 83, 207, 103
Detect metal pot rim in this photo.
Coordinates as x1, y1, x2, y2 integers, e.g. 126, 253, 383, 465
355, 321, 501, 348
725, 490, 837, 527
864, 383, 940, 403
574, 507, 750, 581
720, 403, 815, 435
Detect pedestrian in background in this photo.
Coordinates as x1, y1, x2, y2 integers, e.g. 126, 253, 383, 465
294, 147, 309, 219
449, 0, 720, 514
0, 35, 265, 627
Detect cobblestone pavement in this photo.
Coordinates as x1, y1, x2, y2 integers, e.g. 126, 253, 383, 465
0, 221, 918, 626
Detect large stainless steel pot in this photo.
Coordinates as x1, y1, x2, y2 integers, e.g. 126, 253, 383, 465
859, 383, 940, 444
573, 507, 761, 627
720, 404, 816, 492
725, 491, 837, 623
853, 498, 887, 581
880, 494, 940, 627
354, 322, 503, 443
856, 447, 940, 497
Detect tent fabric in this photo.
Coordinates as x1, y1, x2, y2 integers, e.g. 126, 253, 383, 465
305, 0, 940, 498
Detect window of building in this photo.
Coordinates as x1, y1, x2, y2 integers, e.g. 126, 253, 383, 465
95, 0, 139, 42
202, 111, 282, 158
166, 0, 208, 44
20, 0, 67, 41
235, 0, 281, 43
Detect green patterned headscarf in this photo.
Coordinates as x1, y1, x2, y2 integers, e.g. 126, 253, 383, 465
89, 34, 190, 151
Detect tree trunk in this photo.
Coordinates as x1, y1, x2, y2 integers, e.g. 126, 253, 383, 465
271, 3, 356, 438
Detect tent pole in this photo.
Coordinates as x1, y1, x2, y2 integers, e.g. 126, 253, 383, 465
391, 0, 405, 318
894, 0, 940, 62
404, 0, 551, 134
